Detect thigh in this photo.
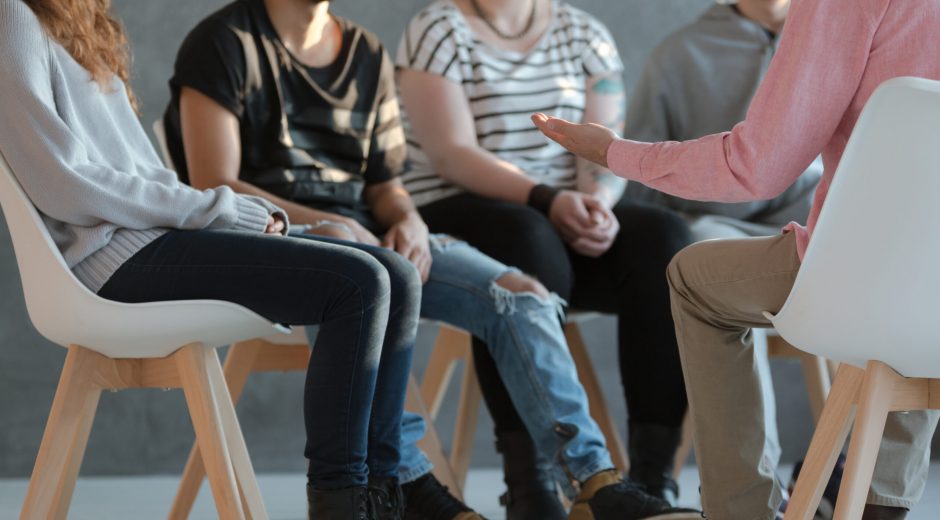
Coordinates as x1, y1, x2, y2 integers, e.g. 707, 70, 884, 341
98, 230, 388, 326
667, 232, 802, 328
419, 236, 517, 325
571, 201, 692, 311
420, 193, 573, 297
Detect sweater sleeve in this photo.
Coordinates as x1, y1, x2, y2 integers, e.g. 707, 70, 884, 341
607, 0, 881, 202
0, 1, 272, 234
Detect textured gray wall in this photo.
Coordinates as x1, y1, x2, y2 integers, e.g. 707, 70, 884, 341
0, 0, 863, 479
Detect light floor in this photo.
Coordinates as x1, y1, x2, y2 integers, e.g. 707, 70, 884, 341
2, 465, 940, 519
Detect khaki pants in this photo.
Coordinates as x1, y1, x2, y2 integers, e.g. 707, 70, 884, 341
667, 233, 938, 520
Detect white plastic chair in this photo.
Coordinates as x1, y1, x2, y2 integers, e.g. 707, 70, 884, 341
0, 148, 290, 519
766, 77, 940, 520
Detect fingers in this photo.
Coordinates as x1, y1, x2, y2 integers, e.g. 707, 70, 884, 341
531, 113, 575, 147
570, 235, 615, 258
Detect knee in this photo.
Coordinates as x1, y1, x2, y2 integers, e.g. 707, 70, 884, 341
340, 249, 393, 308
666, 241, 707, 301
494, 271, 551, 300
368, 248, 422, 312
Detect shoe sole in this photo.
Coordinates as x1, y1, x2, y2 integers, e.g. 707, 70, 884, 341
646, 513, 703, 520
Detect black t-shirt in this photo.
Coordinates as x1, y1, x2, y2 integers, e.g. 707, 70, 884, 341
165, 0, 407, 225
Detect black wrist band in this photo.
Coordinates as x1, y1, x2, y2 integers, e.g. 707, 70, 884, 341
527, 184, 561, 215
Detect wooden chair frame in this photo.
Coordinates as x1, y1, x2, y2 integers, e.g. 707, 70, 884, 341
21, 344, 265, 520
170, 329, 465, 519
787, 361, 940, 519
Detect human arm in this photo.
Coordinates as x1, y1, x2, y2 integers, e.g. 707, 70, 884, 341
179, 87, 378, 243
0, 3, 275, 235
397, 69, 538, 204
535, 0, 882, 203
577, 72, 627, 208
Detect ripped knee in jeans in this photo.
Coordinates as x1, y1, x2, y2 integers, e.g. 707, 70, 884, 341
490, 271, 566, 317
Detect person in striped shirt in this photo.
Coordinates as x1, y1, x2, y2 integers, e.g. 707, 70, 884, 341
397, 1, 695, 517
166, 1, 700, 520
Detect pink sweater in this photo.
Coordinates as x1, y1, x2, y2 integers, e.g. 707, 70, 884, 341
608, 0, 940, 259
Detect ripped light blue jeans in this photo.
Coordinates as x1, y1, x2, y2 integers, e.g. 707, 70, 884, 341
400, 236, 613, 496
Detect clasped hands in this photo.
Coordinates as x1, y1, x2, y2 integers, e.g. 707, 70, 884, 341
531, 112, 621, 257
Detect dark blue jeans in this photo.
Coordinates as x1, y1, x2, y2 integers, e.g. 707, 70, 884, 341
97, 229, 421, 490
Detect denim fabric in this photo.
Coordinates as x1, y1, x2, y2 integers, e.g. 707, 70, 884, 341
98, 229, 420, 490
407, 236, 614, 495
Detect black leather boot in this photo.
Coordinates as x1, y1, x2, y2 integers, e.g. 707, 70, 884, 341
369, 476, 404, 520
627, 422, 682, 506
496, 431, 567, 520
307, 484, 373, 520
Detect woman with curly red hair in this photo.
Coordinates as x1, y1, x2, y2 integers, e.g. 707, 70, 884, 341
0, 1, 422, 517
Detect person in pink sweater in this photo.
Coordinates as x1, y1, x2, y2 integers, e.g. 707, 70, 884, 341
533, 0, 940, 519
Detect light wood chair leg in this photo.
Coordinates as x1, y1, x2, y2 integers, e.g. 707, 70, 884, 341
20, 346, 102, 520
832, 362, 896, 520
785, 364, 865, 520
205, 347, 268, 520
176, 344, 246, 520
449, 354, 481, 491
407, 376, 464, 500
801, 353, 833, 424
421, 325, 469, 418
565, 322, 629, 473
170, 342, 260, 520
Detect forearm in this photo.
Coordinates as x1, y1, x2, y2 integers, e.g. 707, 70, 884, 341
577, 160, 626, 207
213, 178, 340, 225
434, 145, 537, 204
369, 183, 421, 229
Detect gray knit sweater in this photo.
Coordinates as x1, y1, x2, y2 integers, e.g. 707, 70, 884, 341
0, 0, 287, 292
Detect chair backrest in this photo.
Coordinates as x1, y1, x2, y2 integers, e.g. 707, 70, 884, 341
770, 77, 940, 378
152, 118, 176, 170
0, 149, 286, 357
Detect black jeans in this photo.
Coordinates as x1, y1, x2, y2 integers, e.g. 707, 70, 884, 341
98, 230, 421, 490
420, 194, 692, 434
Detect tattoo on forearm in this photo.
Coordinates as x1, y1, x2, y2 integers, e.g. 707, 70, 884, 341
592, 74, 625, 94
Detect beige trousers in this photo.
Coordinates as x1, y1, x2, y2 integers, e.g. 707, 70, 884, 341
666, 232, 938, 520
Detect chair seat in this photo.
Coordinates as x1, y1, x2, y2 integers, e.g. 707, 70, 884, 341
41, 298, 289, 359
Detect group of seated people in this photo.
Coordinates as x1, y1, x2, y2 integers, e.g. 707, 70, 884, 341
0, 0, 937, 519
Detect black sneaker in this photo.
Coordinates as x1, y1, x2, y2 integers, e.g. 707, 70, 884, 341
568, 470, 702, 520
307, 484, 372, 520
369, 476, 404, 520
402, 473, 487, 520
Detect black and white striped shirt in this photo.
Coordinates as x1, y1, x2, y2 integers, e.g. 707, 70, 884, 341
396, 0, 623, 206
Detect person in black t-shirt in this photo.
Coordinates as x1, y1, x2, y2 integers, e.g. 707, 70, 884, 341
166, 2, 701, 520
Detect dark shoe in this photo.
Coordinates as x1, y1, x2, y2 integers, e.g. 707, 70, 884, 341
307, 484, 372, 520
628, 423, 683, 506
862, 505, 909, 520
369, 476, 404, 520
788, 454, 846, 519
568, 470, 701, 520
402, 473, 487, 520
496, 430, 567, 520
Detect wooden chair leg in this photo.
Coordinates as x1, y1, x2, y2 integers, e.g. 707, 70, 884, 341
407, 376, 464, 500
832, 362, 896, 520
565, 322, 629, 473
785, 364, 864, 520
205, 347, 268, 520
20, 346, 102, 520
421, 325, 469, 418
801, 353, 833, 424
176, 344, 246, 520
449, 354, 481, 491
170, 342, 260, 520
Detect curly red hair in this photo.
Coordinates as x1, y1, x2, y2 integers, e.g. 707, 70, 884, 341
23, 0, 138, 111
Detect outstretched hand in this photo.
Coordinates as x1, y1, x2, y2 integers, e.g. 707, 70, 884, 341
531, 113, 616, 168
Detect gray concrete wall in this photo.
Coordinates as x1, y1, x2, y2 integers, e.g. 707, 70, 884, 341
0, 0, 916, 479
